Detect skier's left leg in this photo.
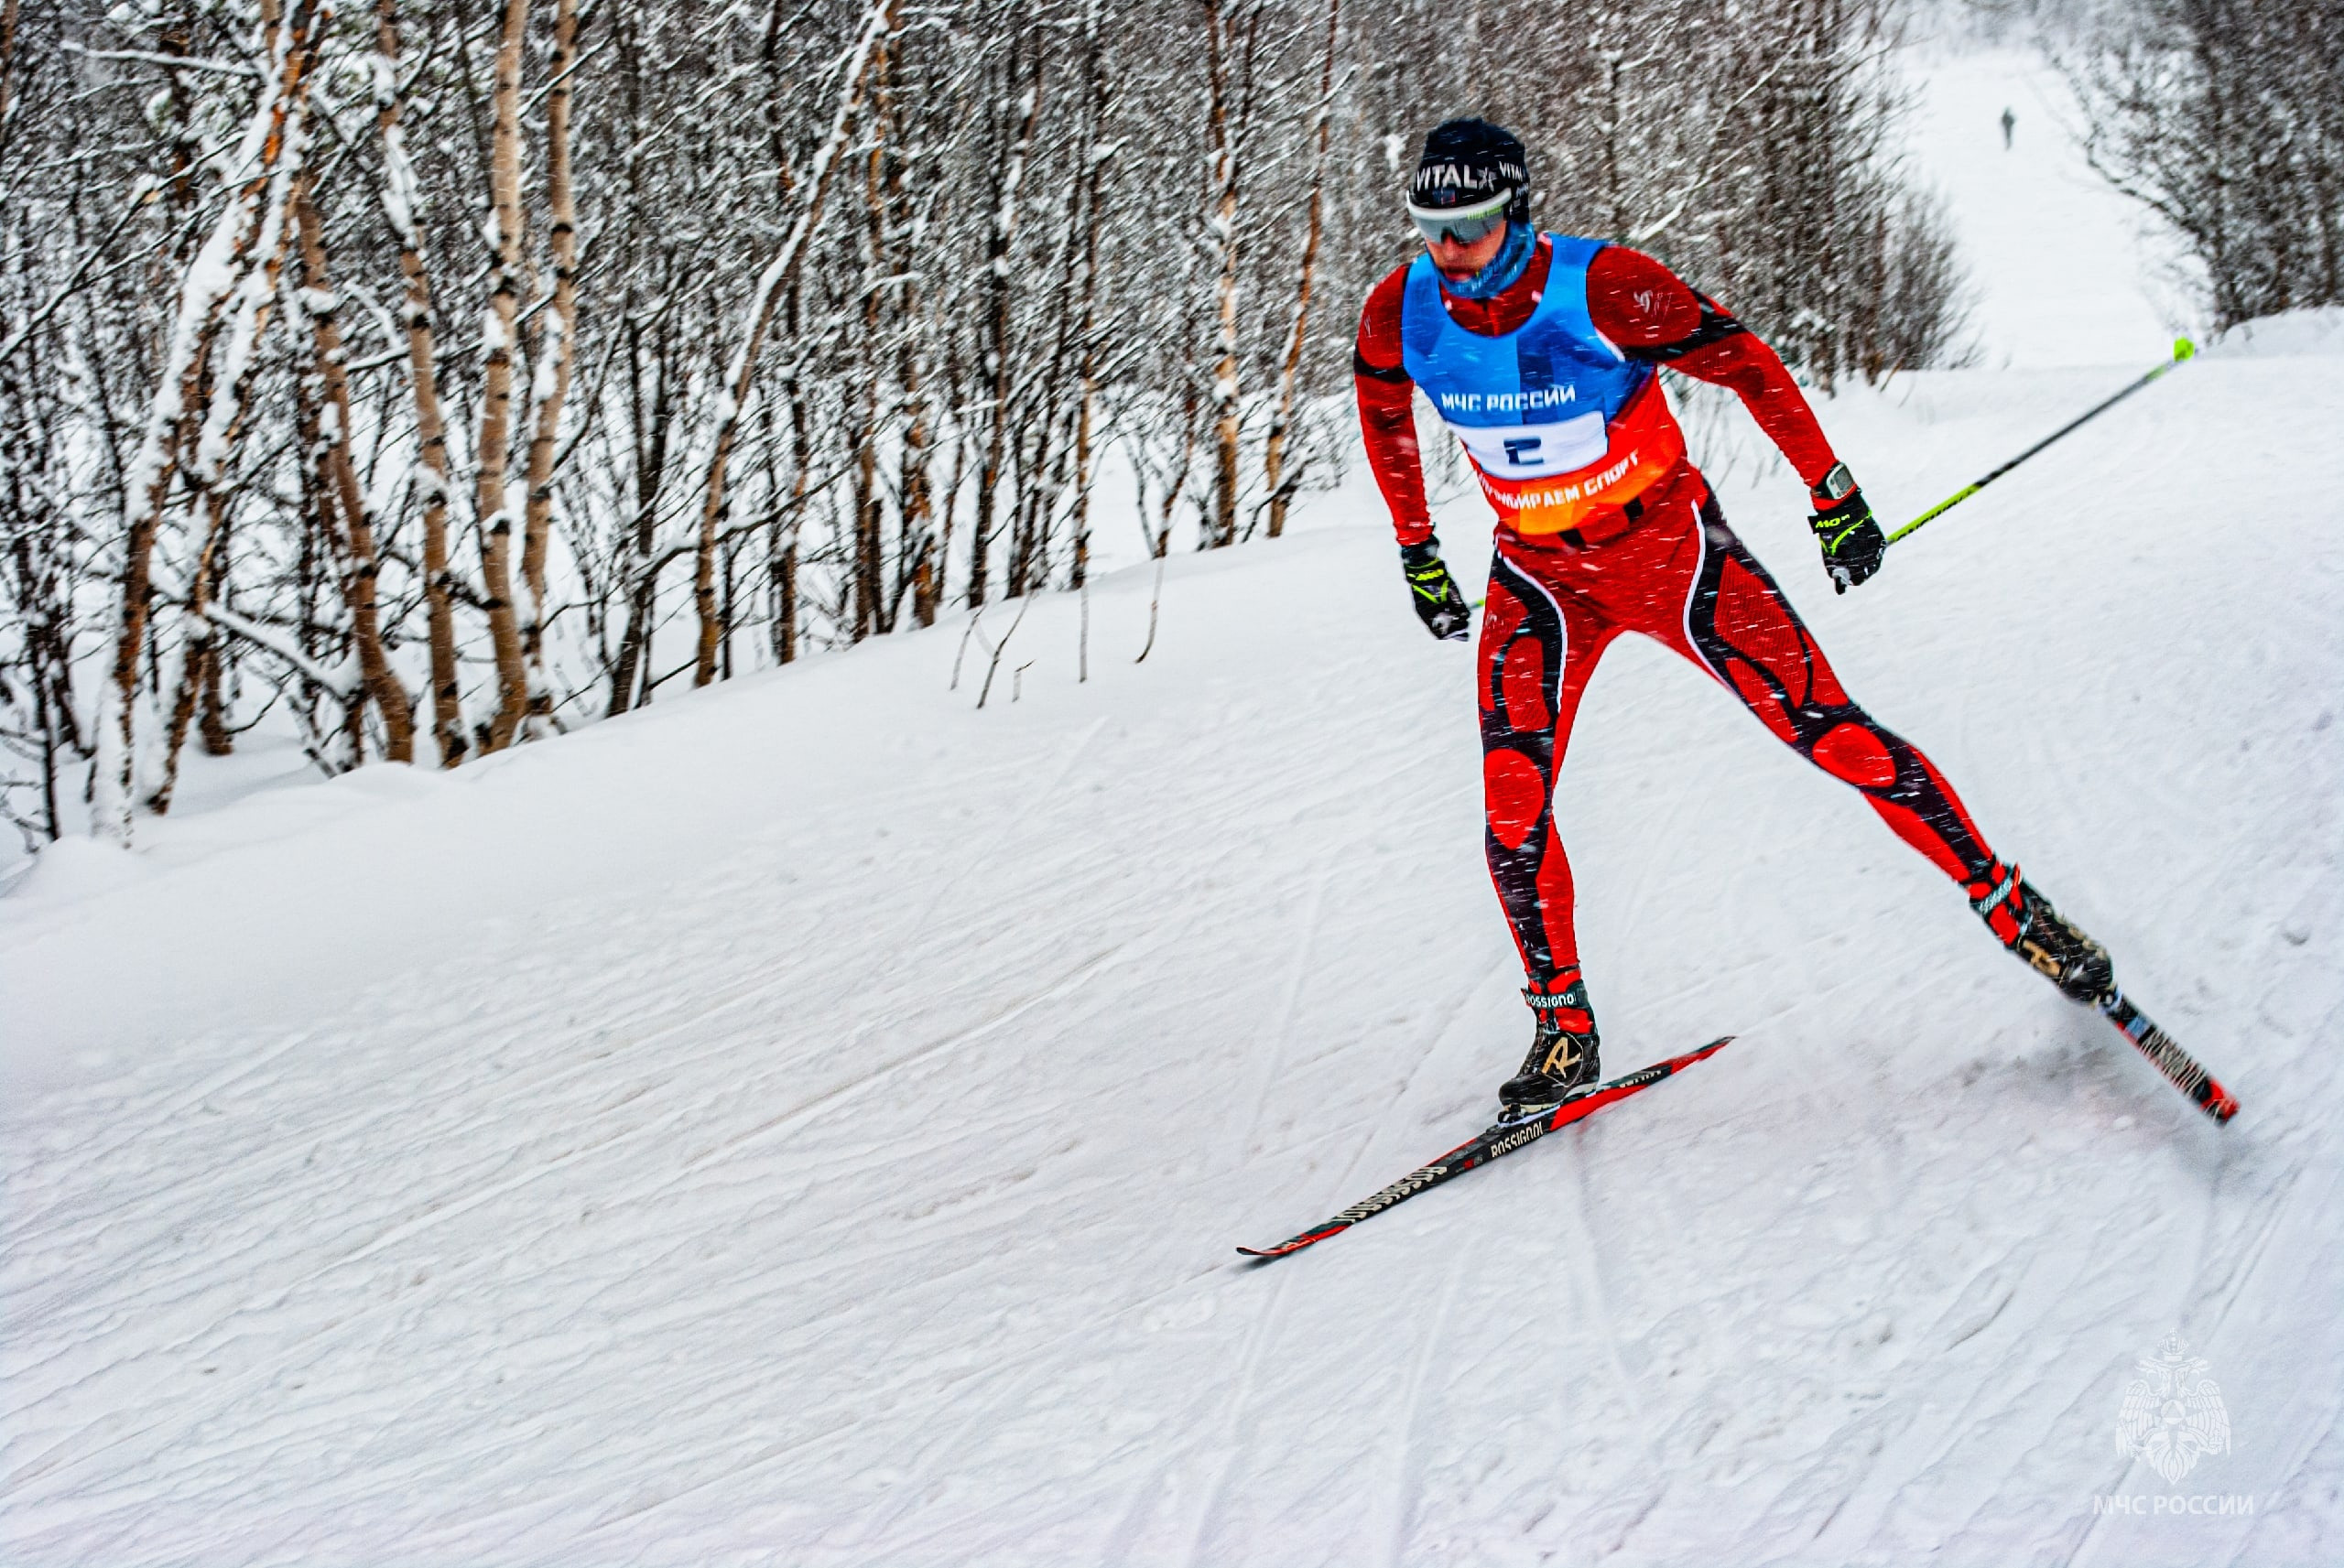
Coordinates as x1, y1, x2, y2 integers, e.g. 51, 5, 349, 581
1665, 494, 2114, 1001
1479, 550, 1617, 1112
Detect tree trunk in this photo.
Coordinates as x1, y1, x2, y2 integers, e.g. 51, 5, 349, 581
374, 0, 464, 765
971, 28, 1045, 610
0, 0, 20, 171
147, 491, 229, 814
776, 539, 798, 663
474, 0, 532, 753
1069, 0, 1110, 593
892, 92, 935, 632
1203, 0, 1251, 549
199, 600, 233, 754
606, 299, 670, 716
851, 22, 893, 641
937, 337, 965, 611
520, 0, 581, 726
899, 363, 936, 627
287, 307, 360, 773
293, 170, 414, 761
775, 356, 809, 664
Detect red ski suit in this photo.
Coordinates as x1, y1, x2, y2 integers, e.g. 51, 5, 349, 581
1356, 237, 2002, 989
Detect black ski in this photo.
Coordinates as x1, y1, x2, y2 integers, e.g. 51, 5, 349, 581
1238, 1036, 1738, 1261
2099, 989, 2238, 1122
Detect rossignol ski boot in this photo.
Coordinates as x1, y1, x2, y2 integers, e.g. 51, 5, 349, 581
1498, 974, 1601, 1120
1968, 860, 2116, 1004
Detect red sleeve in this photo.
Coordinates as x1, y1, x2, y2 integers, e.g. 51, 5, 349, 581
1353, 265, 1435, 548
1585, 245, 1840, 492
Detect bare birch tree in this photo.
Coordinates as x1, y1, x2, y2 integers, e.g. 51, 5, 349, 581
520, 0, 582, 726
94, 0, 320, 842
472, 0, 533, 753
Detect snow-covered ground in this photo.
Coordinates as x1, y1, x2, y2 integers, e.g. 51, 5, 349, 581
1904, 49, 2182, 368
5, 52, 2341, 1568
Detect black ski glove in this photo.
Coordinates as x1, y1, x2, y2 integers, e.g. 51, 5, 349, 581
1807, 463, 1886, 594
1400, 537, 1472, 641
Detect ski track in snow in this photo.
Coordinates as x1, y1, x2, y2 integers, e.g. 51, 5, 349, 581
6, 57, 2344, 1568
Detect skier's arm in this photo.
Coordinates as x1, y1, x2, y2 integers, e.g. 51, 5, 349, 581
1585, 245, 1839, 491
1356, 269, 1469, 636
1590, 245, 1886, 589
1353, 269, 1436, 549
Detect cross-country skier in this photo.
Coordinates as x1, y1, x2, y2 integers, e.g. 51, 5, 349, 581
1357, 118, 2116, 1119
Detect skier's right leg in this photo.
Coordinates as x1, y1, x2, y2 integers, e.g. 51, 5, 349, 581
1479, 552, 1616, 1113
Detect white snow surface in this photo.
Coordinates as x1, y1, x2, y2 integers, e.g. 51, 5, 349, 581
6, 57, 2344, 1568
1904, 49, 2181, 368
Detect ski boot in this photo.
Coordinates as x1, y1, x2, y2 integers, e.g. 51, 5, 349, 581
1498, 974, 1601, 1120
1967, 860, 2115, 1004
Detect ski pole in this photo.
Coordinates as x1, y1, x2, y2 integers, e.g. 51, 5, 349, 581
1885, 338, 2197, 547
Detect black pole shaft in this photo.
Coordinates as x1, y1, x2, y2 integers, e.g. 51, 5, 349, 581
1886, 341, 2195, 546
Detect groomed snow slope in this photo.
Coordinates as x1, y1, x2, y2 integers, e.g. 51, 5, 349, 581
7, 320, 2341, 1565
6, 59, 2343, 1566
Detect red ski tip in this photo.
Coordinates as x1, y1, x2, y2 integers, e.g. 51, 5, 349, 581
1237, 1225, 1344, 1260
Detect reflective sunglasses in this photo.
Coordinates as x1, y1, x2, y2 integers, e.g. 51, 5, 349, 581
1407, 186, 1513, 246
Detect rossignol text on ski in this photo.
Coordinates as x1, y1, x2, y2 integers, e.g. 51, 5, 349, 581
1241, 1038, 1738, 1260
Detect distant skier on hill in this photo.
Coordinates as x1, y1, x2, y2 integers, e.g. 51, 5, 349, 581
1356, 118, 2117, 1118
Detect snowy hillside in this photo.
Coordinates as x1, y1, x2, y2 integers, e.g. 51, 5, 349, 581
6, 55, 2341, 1568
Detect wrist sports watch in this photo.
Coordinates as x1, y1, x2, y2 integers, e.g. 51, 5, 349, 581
1815, 461, 1857, 503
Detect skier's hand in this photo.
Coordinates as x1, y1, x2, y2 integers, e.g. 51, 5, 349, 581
1807, 467, 1885, 593
1401, 538, 1472, 640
